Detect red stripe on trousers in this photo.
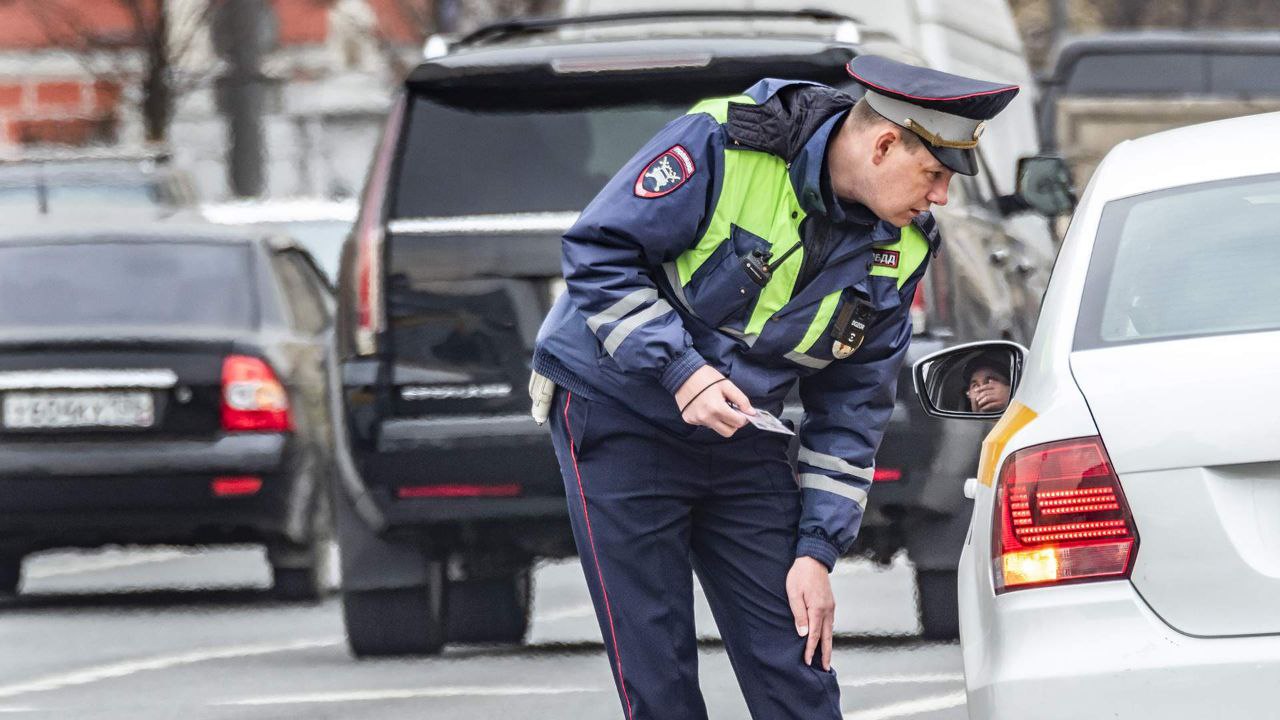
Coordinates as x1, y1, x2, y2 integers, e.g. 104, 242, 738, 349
564, 392, 635, 719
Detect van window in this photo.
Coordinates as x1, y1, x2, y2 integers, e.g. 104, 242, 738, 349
1075, 173, 1280, 349
1064, 52, 1206, 95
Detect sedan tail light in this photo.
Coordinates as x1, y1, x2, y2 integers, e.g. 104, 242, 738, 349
993, 436, 1138, 593
221, 355, 292, 432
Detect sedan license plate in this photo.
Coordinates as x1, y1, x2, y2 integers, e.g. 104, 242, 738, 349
3, 391, 155, 429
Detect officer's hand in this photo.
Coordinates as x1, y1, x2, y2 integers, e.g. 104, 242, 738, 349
786, 556, 835, 671
674, 366, 755, 438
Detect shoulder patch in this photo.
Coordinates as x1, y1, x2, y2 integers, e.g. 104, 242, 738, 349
634, 145, 695, 199
872, 249, 900, 269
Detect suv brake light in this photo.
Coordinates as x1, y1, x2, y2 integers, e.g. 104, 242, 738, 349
221, 355, 292, 432
910, 284, 927, 335
993, 436, 1138, 592
353, 94, 406, 356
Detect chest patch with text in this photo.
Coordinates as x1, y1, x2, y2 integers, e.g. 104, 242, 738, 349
634, 145, 695, 198
872, 249, 900, 269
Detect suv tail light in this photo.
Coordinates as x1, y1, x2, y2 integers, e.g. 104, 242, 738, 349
353, 94, 406, 356
993, 436, 1138, 592
910, 284, 927, 335
221, 355, 292, 432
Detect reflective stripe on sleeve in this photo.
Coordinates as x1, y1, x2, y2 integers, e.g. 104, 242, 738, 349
797, 447, 875, 482
800, 473, 869, 508
586, 288, 659, 333
784, 351, 831, 370
602, 300, 674, 355
662, 262, 697, 316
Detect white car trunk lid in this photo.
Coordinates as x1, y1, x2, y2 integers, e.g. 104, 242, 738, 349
1070, 332, 1280, 637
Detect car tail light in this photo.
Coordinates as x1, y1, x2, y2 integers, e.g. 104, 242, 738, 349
353, 94, 406, 356
993, 436, 1138, 592
396, 483, 521, 499
873, 467, 902, 482
212, 476, 263, 497
910, 284, 927, 335
221, 355, 292, 432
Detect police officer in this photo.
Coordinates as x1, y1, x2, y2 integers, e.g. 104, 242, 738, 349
531, 56, 1018, 719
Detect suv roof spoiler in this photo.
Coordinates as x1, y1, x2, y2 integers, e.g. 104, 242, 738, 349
455, 9, 862, 49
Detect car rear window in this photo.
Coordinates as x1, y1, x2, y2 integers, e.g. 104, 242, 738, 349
391, 96, 703, 218
0, 241, 256, 328
1075, 173, 1280, 348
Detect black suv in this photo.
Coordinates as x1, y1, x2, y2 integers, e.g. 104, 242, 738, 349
332, 10, 1057, 655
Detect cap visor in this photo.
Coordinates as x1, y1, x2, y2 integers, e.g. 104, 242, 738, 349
927, 145, 978, 176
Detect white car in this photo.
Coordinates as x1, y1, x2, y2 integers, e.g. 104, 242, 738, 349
201, 198, 357, 284
913, 113, 1280, 719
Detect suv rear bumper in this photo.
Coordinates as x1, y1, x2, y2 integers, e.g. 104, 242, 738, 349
0, 433, 303, 547
355, 412, 568, 526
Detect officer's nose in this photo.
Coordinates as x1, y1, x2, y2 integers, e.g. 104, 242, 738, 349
927, 176, 950, 207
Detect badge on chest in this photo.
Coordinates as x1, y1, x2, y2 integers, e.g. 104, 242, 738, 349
830, 296, 876, 359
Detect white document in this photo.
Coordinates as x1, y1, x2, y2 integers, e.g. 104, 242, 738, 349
732, 406, 795, 436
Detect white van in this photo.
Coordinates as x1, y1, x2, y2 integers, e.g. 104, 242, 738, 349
564, 0, 1041, 195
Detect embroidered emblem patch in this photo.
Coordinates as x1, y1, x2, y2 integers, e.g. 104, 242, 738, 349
872, 249, 900, 269
634, 145, 695, 198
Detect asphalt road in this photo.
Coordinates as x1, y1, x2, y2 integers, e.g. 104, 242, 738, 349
0, 547, 967, 719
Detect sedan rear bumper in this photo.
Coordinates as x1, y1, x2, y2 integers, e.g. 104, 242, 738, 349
0, 433, 300, 547
965, 580, 1280, 719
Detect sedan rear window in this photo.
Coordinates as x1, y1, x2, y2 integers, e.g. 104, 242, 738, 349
1075, 173, 1280, 348
0, 241, 256, 329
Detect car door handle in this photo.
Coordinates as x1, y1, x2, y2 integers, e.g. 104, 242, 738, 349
989, 248, 1010, 266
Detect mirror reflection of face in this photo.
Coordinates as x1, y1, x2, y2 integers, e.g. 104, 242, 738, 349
966, 367, 1011, 413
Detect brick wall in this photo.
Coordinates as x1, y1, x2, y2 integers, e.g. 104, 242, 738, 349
0, 79, 121, 145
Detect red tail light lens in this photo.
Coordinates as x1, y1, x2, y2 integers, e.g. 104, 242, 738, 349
993, 436, 1138, 592
910, 284, 927, 335
221, 355, 292, 432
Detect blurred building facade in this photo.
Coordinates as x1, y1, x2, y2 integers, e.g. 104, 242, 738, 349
0, 0, 552, 201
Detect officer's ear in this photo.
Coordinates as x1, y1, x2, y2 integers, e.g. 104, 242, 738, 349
870, 125, 906, 167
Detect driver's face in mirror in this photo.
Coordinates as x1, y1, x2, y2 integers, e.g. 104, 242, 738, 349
965, 362, 1011, 414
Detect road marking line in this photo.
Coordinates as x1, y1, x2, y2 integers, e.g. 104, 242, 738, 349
534, 603, 596, 622
23, 550, 191, 579
840, 673, 964, 689
843, 690, 967, 720
217, 686, 609, 706
0, 638, 340, 700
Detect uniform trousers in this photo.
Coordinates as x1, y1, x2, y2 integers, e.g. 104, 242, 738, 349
548, 388, 843, 720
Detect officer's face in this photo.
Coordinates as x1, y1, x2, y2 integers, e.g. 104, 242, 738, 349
836, 126, 955, 227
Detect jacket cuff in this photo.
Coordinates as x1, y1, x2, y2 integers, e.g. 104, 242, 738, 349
795, 535, 839, 573
659, 347, 708, 395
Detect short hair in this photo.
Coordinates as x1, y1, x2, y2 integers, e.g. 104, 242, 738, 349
846, 98, 925, 152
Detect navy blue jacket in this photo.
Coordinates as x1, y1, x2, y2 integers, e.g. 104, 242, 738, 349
533, 79, 939, 570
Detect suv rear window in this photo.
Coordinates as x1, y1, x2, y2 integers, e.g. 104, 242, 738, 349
1075, 173, 1280, 348
0, 241, 256, 328
391, 96, 703, 218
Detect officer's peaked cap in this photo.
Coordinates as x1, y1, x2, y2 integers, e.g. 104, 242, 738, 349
846, 55, 1019, 176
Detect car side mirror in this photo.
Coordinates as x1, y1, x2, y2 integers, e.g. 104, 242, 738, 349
1015, 155, 1076, 217
912, 340, 1028, 420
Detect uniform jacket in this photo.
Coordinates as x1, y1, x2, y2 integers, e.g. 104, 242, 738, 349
532, 79, 940, 570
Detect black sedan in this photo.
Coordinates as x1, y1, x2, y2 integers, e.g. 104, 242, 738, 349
0, 225, 337, 600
